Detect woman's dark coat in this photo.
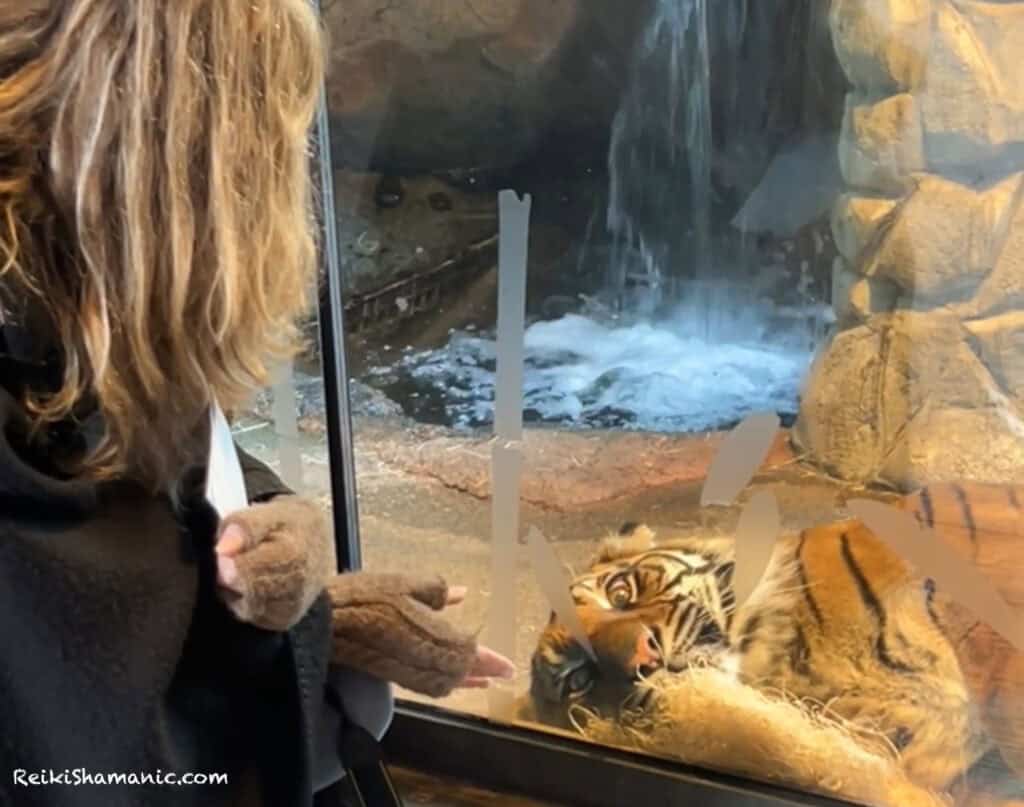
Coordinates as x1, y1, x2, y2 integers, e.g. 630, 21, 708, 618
0, 329, 338, 807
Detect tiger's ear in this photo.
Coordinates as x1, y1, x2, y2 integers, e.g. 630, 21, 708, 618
597, 523, 656, 562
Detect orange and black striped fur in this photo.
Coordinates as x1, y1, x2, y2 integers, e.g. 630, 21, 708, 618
530, 482, 1024, 797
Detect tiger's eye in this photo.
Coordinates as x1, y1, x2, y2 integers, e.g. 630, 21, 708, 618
566, 665, 594, 697
606, 575, 633, 608
694, 620, 723, 645
606, 583, 632, 608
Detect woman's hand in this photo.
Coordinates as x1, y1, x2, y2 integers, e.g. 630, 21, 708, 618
214, 495, 336, 631
211, 498, 517, 692
442, 586, 516, 688
327, 573, 515, 697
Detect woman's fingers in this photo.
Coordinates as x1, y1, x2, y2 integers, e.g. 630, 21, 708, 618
215, 522, 248, 557
217, 555, 242, 592
214, 522, 254, 593
456, 647, 516, 692
445, 585, 468, 606
469, 645, 516, 681
459, 677, 491, 689
455, 646, 516, 689
437, 591, 515, 689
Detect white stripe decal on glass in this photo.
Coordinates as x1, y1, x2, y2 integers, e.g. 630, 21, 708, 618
487, 190, 532, 718
526, 527, 596, 661
731, 489, 781, 609
701, 411, 779, 507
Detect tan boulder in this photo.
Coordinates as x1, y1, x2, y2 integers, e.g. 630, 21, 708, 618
795, 311, 1005, 483
795, 324, 890, 480
816, 0, 1024, 490
922, 1, 1024, 171
965, 311, 1024, 400
956, 175, 1024, 317
831, 258, 901, 325
830, 0, 931, 91
847, 275, 902, 323
832, 193, 899, 264
863, 173, 1022, 306
831, 261, 860, 324
879, 405, 1024, 490
839, 92, 925, 194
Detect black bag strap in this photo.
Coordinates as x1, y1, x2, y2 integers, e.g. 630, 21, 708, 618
322, 681, 404, 807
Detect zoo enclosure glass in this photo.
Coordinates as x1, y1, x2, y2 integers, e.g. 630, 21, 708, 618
315, 2, 1024, 806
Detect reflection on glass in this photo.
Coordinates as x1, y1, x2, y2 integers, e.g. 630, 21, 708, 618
234, 355, 332, 519
325, 0, 1024, 804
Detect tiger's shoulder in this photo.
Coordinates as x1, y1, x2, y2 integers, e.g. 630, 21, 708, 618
735, 480, 1024, 634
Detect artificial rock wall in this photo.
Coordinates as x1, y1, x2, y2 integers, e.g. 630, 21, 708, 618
322, 0, 629, 172
794, 0, 1024, 489
323, 0, 839, 179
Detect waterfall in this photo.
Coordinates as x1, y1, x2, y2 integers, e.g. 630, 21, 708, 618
605, 0, 717, 333
599, 0, 840, 354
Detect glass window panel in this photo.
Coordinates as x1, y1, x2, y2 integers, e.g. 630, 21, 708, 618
235, 355, 333, 514
322, 0, 1024, 804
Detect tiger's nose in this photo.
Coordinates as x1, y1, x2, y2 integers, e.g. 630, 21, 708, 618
631, 627, 662, 675
582, 611, 663, 679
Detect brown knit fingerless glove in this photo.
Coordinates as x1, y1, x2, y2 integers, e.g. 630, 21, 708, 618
326, 573, 478, 698
218, 495, 336, 631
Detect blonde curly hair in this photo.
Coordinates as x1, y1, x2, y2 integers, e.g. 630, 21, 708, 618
0, 0, 325, 486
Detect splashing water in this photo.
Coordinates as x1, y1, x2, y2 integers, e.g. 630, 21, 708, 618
368, 312, 812, 433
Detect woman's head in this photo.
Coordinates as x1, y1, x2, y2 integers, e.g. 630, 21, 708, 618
0, 0, 324, 486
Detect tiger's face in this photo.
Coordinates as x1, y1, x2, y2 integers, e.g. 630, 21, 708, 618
530, 523, 736, 722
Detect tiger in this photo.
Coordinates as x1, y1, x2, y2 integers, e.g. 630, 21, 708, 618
529, 482, 1024, 804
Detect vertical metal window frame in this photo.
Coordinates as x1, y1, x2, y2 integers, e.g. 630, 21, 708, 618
310, 0, 361, 571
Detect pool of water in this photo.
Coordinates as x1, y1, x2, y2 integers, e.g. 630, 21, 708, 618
364, 312, 813, 432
